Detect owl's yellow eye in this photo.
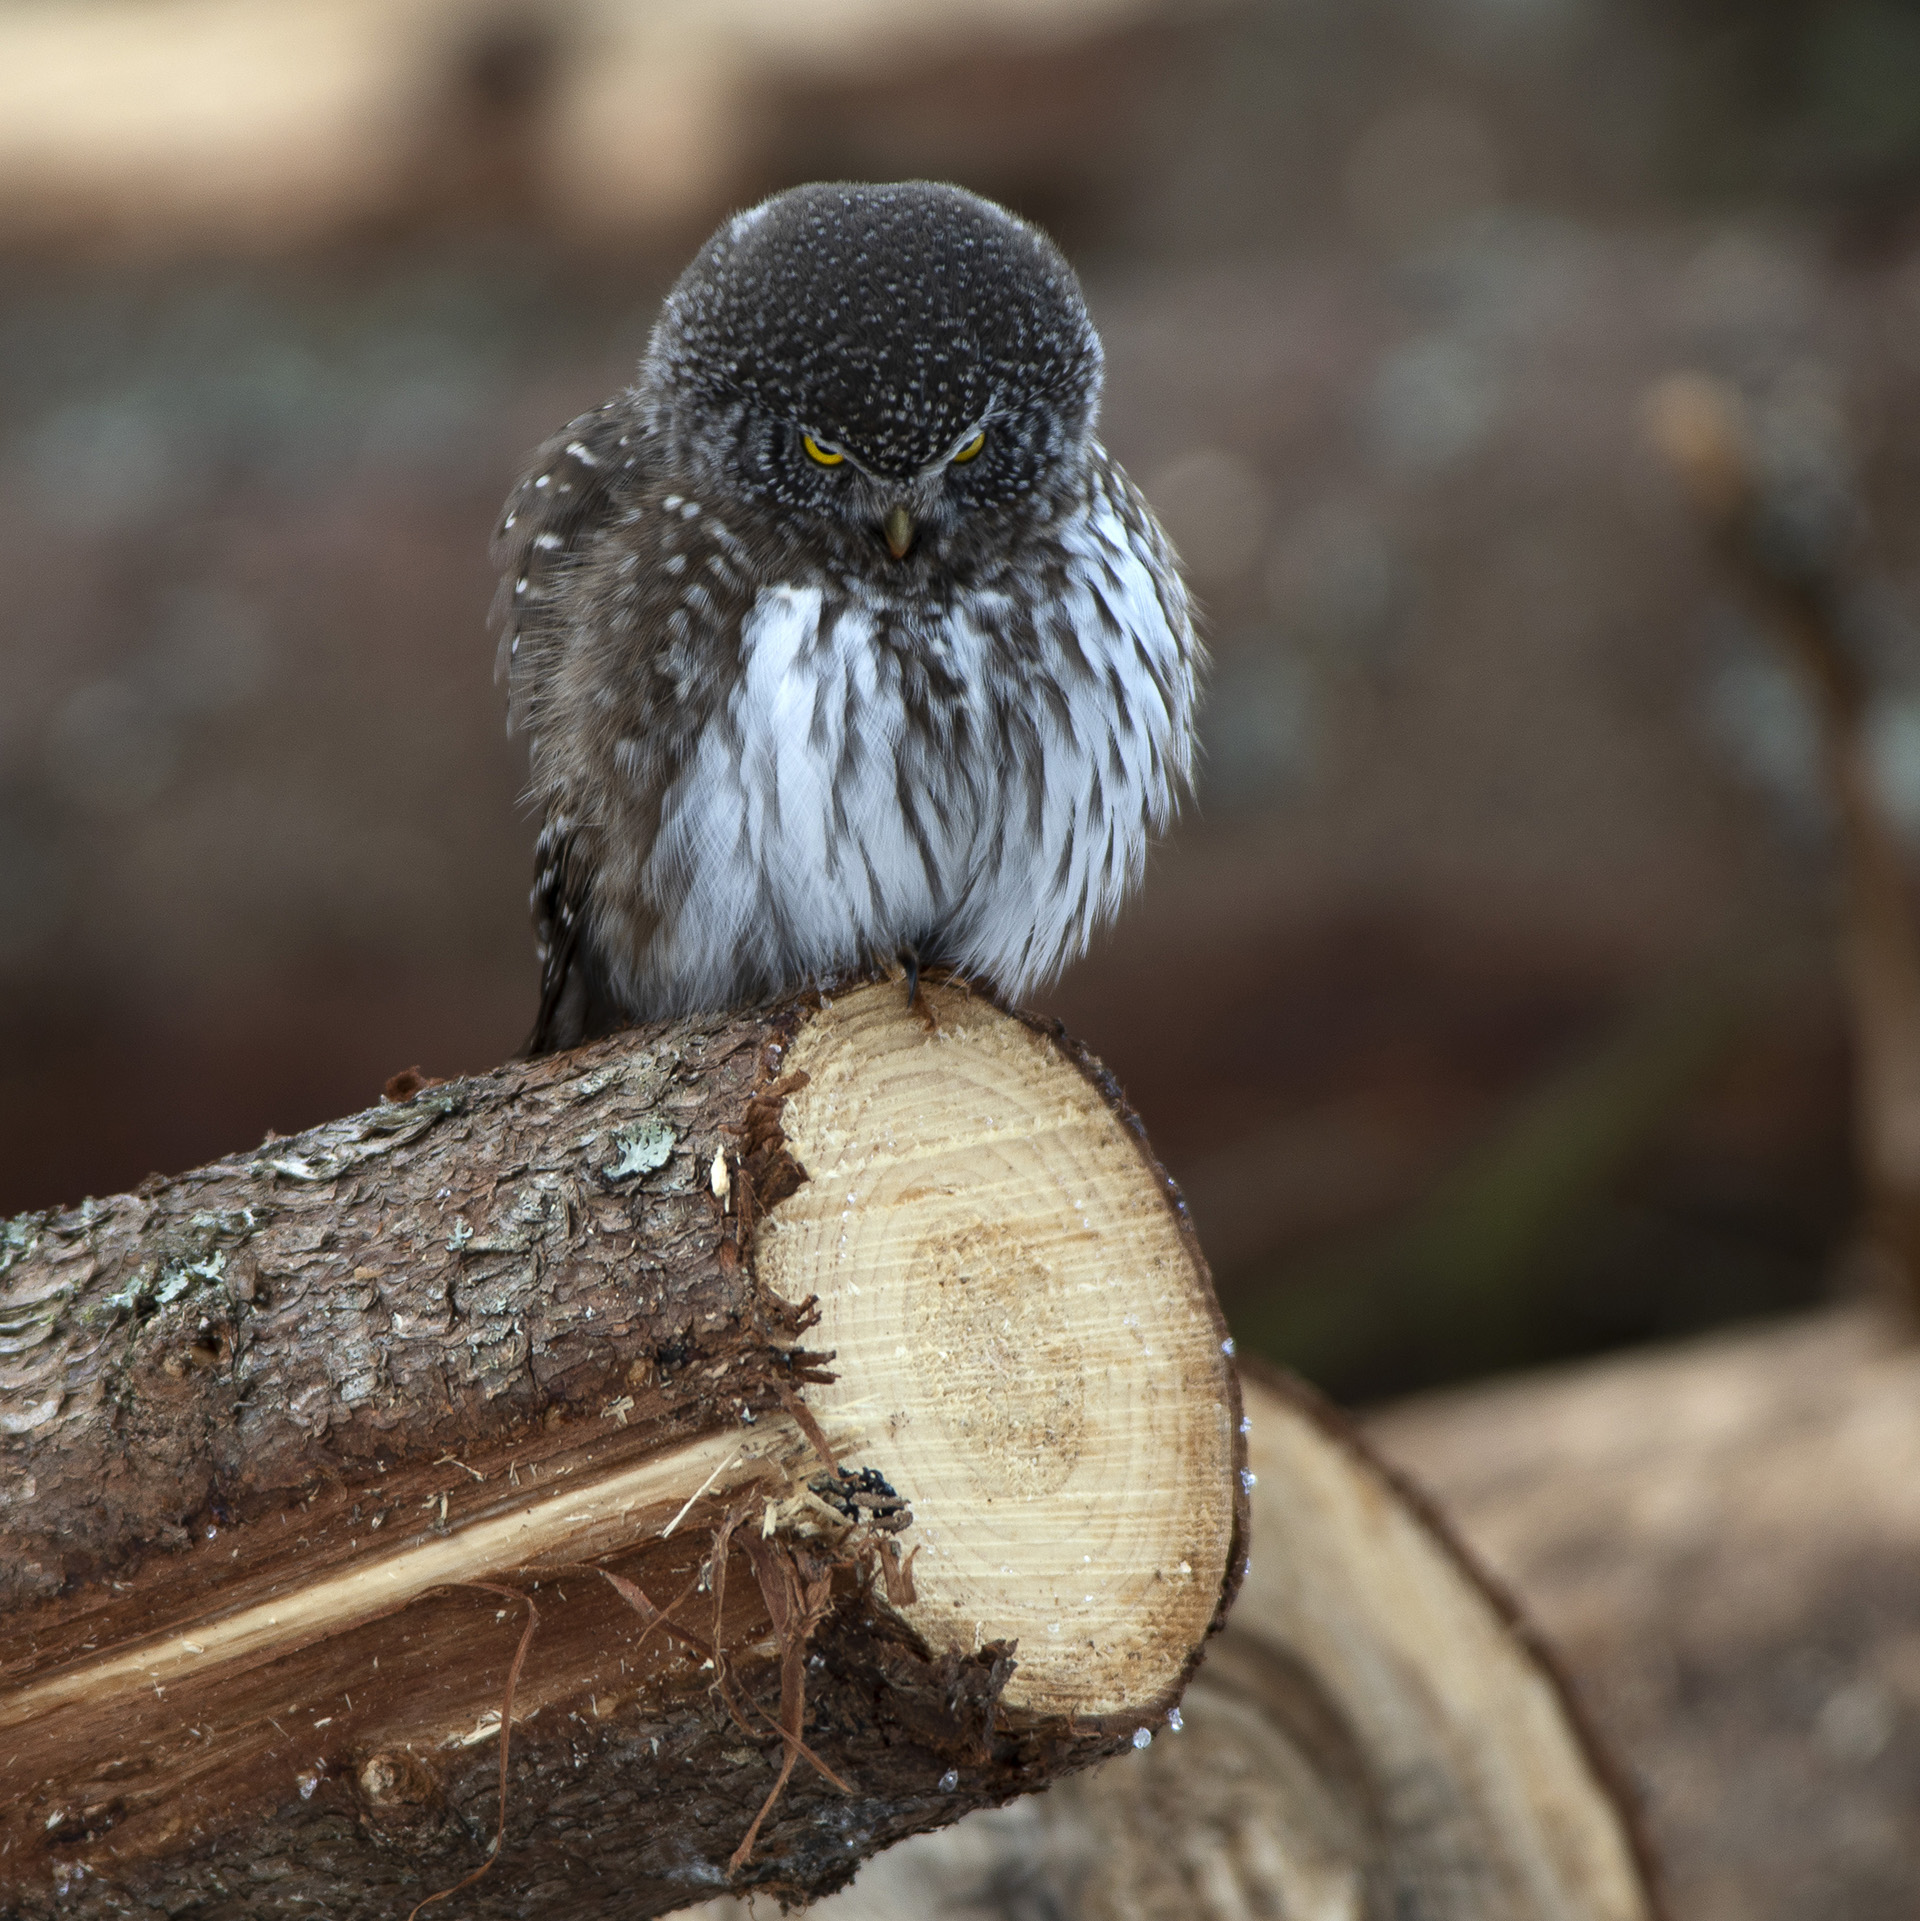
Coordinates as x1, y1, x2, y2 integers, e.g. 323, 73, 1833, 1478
952, 430, 986, 463
802, 432, 844, 466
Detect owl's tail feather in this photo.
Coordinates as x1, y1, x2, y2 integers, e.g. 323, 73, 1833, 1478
526, 927, 632, 1057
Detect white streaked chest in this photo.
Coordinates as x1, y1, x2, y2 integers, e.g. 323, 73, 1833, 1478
637, 490, 1194, 996
642, 585, 970, 982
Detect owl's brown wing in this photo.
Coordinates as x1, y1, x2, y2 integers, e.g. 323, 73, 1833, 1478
490, 395, 651, 1054
491, 394, 649, 732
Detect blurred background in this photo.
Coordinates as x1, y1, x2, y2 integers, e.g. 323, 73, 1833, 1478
5, 0, 1920, 1407
11, 7, 1920, 1914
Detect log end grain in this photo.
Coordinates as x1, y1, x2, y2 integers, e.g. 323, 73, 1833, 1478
762, 981, 1243, 1723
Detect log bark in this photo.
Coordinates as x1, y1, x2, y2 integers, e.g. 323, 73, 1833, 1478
682, 1366, 1661, 1920
0, 978, 1246, 1918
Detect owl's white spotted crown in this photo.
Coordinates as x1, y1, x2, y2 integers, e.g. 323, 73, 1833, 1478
645, 181, 1103, 481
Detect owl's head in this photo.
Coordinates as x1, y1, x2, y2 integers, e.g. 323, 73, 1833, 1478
640, 181, 1104, 567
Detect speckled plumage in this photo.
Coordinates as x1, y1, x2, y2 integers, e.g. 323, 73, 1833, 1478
494, 182, 1201, 1052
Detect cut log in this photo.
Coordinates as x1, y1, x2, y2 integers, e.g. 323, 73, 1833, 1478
0, 979, 1245, 1918
681, 1366, 1661, 1920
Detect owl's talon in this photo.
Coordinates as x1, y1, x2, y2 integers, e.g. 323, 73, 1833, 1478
900, 945, 921, 1009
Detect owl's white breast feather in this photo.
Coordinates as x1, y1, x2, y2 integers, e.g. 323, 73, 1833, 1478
948, 486, 1196, 990
625, 479, 1195, 1015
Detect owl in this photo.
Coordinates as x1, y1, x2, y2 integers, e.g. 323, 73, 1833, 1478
494, 181, 1200, 1053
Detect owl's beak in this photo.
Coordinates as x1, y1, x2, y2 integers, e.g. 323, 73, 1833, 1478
883, 504, 914, 559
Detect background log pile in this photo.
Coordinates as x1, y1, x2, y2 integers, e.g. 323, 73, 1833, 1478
1376, 1305, 1920, 1921
682, 1305, 1920, 1919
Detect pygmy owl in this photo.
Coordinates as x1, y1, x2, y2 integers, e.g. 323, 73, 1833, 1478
495, 181, 1200, 1053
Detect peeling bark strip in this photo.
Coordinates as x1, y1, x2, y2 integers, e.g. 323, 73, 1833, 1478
0, 980, 1246, 1918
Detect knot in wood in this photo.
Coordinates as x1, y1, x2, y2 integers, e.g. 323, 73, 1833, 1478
356, 1750, 440, 1817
